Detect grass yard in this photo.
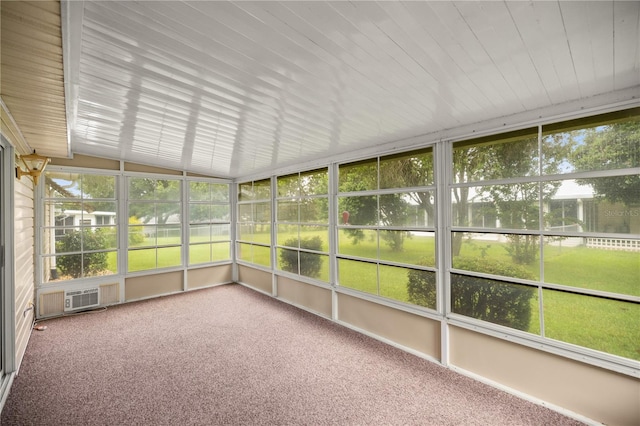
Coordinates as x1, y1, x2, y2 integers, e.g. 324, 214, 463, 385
112, 230, 639, 360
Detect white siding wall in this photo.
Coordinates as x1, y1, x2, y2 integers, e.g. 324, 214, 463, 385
13, 176, 34, 370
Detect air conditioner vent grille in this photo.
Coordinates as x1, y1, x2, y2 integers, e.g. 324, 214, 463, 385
64, 288, 99, 311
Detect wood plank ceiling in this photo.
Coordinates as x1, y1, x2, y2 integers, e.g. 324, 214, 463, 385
5, 1, 640, 178
1, 1, 68, 157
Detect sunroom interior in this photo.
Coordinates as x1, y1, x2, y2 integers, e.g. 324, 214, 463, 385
1, 1, 639, 425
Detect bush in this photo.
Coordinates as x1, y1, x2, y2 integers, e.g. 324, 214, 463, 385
407, 257, 535, 331
280, 236, 323, 278
56, 229, 108, 278
128, 216, 146, 246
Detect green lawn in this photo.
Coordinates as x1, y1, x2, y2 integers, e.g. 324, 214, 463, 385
113, 231, 639, 360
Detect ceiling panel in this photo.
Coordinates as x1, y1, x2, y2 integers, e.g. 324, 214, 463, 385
47, 1, 640, 177
1, 0, 68, 157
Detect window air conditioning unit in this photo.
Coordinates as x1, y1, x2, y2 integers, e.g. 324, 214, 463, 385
64, 288, 99, 312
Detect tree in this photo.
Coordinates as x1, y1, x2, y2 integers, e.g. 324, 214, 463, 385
571, 119, 640, 206
453, 132, 570, 264
339, 151, 434, 252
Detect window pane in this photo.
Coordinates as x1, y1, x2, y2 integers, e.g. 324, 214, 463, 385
277, 224, 298, 247
405, 268, 437, 309
458, 184, 541, 230
189, 182, 210, 201
379, 231, 435, 267
83, 251, 116, 277
129, 202, 155, 223
452, 232, 540, 280
277, 174, 299, 197
543, 239, 640, 296
254, 202, 271, 223
190, 224, 210, 242
380, 193, 430, 227
299, 252, 328, 281
212, 242, 230, 261
547, 178, 639, 234
300, 198, 327, 223
189, 243, 211, 265
277, 200, 298, 222
379, 264, 411, 304
453, 129, 539, 183
237, 223, 253, 242
46, 172, 81, 198
451, 274, 538, 332
543, 290, 640, 360
84, 201, 117, 220
128, 225, 150, 247
338, 228, 377, 258
81, 175, 115, 199
252, 245, 271, 267
211, 224, 230, 241
156, 180, 181, 201
128, 248, 157, 272
277, 248, 298, 274
253, 179, 271, 200
211, 204, 230, 221
339, 159, 377, 192
300, 225, 328, 251
338, 259, 377, 295
82, 227, 117, 250
154, 202, 181, 224
237, 242, 251, 262
380, 149, 433, 189
53, 228, 82, 254
157, 225, 181, 245
252, 224, 271, 245
189, 204, 211, 223
158, 246, 182, 268
52, 254, 82, 279
128, 178, 156, 200
543, 114, 640, 174
300, 169, 327, 196
211, 184, 229, 202
238, 204, 252, 221
338, 195, 377, 225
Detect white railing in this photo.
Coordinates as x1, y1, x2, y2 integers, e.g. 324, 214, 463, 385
586, 238, 640, 251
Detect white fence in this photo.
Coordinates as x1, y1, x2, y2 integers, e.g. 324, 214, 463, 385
586, 238, 640, 251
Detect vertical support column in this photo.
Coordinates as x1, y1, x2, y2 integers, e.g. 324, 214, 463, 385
118, 161, 127, 303
435, 140, 450, 366
328, 163, 338, 321
270, 176, 277, 297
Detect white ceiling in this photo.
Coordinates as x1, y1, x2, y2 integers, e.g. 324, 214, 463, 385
62, 0, 640, 179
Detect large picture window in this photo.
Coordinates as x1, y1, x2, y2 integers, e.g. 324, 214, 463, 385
42, 172, 118, 282
127, 177, 182, 272
276, 169, 329, 281
337, 149, 437, 309
450, 108, 640, 360
188, 181, 231, 265
237, 179, 272, 267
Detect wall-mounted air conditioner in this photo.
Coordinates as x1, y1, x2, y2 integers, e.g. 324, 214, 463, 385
64, 288, 99, 312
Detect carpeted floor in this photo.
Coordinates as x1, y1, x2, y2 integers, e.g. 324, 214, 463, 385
1, 284, 585, 425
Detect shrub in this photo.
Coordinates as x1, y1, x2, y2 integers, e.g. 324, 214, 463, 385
128, 216, 146, 246
407, 257, 535, 331
56, 229, 108, 278
280, 236, 323, 278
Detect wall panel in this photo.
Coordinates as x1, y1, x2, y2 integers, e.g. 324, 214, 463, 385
276, 276, 332, 318
237, 265, 272, 294
337, 293, 440, 359
13, 176, 34, 370
125, 271, 183, 301
187, 265, 232, 289
449, 325, 640, 426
